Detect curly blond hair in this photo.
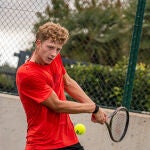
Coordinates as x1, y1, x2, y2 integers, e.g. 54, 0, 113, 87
36, 22, 69, 45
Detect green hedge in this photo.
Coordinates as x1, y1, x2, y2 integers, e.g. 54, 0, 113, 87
66, 61, 150, 112
0, 74, 16, 93
0, 60, 149, 112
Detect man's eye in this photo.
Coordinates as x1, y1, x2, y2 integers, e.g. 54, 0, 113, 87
48, 47, 56, 51
48, 46, 54, 49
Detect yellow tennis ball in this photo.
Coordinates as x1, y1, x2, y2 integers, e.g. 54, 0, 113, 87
74, 123, 86, 135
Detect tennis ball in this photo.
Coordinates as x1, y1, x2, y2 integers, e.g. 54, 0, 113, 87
74, 123, 86, 135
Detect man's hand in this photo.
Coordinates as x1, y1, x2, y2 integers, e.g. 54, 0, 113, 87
91, 107, 107, 124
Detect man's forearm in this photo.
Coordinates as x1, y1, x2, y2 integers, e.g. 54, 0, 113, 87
64, 77, 94, 104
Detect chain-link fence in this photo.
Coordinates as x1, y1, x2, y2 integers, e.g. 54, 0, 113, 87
0, 0, 149, 113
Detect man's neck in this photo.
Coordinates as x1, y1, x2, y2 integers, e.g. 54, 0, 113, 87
30, 50, 44, 65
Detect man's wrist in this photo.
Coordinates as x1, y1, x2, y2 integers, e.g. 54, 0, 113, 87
93, 104, 99, 114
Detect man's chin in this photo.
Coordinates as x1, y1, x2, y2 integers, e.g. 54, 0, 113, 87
45, 60, 53, 65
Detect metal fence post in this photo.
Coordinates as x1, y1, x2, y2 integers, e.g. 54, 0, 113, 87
122, 0, 147, 109
14, 51, 27, 69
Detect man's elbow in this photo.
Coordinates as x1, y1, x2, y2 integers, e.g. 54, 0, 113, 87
50, 101, 65, 113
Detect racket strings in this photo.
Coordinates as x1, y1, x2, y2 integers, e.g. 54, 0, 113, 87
111, 110, 127, 141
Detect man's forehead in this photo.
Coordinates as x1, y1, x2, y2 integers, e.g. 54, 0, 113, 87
46, 40, 63, 48
46, 39, 59, 44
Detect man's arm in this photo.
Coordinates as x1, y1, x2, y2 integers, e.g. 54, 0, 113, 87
42, 72, 107, 124
41, 90, 106, 124
41, 90, 95, 114
63, 73, 94, 104
63, 73, 107, 123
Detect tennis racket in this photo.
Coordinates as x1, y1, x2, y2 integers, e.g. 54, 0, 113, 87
105, 106, 129, 142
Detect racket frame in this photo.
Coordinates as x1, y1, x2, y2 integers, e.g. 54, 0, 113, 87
105, 106, 129, 142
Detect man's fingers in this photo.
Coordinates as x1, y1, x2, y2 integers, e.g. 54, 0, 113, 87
92, 108, 107, 124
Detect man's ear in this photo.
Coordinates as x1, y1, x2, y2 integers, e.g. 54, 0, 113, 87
35, 40, 41, 49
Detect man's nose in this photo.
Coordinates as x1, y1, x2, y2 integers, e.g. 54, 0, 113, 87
51, 49, 58, 58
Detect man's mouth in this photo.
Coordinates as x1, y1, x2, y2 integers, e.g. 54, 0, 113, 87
48, 57, 53, 61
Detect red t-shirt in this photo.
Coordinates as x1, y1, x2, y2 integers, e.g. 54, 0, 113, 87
16, 54, 78, 150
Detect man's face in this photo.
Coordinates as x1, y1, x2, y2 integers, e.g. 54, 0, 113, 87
36, 39, 63, 65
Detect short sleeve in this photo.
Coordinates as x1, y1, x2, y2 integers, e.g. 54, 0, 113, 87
20, 74, 53, 103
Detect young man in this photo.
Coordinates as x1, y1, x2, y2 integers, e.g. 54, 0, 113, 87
16, 22, 107, 150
